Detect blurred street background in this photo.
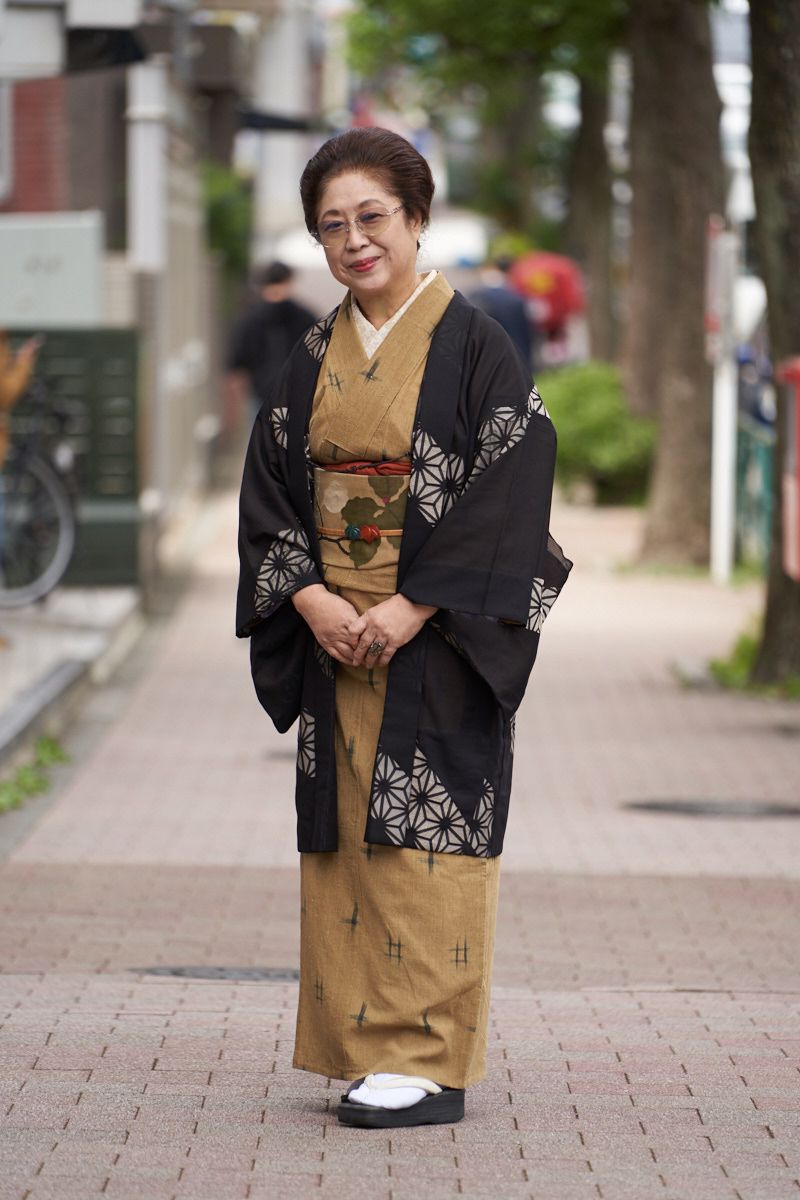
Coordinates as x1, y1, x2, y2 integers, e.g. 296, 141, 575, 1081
0, 1, 798, 1198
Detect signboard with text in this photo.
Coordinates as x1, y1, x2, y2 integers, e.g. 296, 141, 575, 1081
0, 211, 103, 329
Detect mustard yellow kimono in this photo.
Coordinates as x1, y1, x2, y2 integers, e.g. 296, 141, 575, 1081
236, 274, 571, 1086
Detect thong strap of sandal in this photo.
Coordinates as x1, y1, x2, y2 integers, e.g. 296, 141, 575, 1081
363, 1073, 442, 1095
341, 1074, 441, 1101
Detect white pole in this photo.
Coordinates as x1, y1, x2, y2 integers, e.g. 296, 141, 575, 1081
709, 229, 739, 586
126, 59, 168, 273
126, 59, 169, 518
253, 0, 310, 257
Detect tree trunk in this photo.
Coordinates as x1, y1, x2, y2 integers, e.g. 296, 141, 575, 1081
748, 0, 800, 683
626, 0, 724, 564
622, 14, 674, 417
478, 73, 542, 231
563, 72, 616, 361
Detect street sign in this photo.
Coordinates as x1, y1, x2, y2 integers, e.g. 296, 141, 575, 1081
705, 214, 738, 366
0, 211, 103, 328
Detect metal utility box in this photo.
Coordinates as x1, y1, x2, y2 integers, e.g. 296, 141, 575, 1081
10, 329, 140, 585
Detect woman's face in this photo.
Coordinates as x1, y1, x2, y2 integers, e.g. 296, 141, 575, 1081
315, 171, 422, 302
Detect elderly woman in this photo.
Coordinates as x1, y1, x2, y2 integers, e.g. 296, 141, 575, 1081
236, 127, 571, 1129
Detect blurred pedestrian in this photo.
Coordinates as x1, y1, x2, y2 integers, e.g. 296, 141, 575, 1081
225, 261, 316, 428
0, 332, 39, 471
236, 128, 571, 1128
506, 251, 585, 368
468, 256, 534, 373
0, 332, 40, 649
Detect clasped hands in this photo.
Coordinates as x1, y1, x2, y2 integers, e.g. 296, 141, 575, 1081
292, 584, 436, 668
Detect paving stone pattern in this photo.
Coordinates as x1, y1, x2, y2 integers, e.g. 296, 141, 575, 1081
0, 497, 798, 1199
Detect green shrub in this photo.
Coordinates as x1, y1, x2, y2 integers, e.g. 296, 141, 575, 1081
202, 161, 253, 284
711, 625, 800, 699
710, 628, 759, 690
538, 361, 656, 504
34, 735, 69, 768
0, 736, 70, 814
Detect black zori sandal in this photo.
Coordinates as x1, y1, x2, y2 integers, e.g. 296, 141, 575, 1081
337, 1074, 465, 1128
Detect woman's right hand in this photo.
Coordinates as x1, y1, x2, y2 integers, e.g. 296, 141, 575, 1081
292, 584, 360, 664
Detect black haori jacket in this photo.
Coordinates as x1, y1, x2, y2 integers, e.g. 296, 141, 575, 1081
236, 291, 572, 857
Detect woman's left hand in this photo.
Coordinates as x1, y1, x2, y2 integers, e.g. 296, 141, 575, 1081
349, 594, 437, 668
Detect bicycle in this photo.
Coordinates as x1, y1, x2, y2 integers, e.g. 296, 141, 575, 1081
0, 375, 78, 607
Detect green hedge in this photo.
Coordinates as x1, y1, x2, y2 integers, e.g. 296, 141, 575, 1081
710, 625, 800, 700
202, 161, 253, 284
538, 361, 656, 505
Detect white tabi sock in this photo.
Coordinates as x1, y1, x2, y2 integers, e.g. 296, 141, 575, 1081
347, 1072, 442, 1110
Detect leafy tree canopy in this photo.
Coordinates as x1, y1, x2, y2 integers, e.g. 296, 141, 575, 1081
348, 0, 626, 89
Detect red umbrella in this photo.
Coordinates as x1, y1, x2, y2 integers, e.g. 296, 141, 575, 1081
508, 251, 585, 334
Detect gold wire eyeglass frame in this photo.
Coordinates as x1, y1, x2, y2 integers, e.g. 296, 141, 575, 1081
314, 205, 404, 248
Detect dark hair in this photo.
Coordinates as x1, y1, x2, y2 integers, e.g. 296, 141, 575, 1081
254, 260, 293, 288
300, 127, 435, 238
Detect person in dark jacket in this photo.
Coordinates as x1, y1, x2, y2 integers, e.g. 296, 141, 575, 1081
468, 256, 534, 373
226, 261, 316, 426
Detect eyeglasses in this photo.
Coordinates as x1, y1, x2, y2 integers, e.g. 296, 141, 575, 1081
315, 205, 404, 247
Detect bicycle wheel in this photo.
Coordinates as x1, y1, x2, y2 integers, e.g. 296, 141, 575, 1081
0, 450, 76, 607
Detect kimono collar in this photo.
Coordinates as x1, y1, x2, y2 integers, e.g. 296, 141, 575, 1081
352, 269, 439, 358
310, 271, 455, 460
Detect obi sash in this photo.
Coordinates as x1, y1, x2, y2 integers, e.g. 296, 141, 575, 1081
313, 458, 411, 592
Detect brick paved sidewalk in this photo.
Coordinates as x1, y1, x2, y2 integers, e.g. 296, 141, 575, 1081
0, 494, 798, 1200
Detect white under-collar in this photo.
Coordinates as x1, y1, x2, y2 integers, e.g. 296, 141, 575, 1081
352, 270, 438, 358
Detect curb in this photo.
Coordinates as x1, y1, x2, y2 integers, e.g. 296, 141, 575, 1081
0, 604, 144, 773
0, 659, 90, 771
0, 492, 227, 777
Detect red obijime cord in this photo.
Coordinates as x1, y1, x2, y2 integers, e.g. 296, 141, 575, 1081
321, 459, 411, 476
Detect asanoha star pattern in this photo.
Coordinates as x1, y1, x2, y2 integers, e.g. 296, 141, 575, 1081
368, 748, 494, 857
254, 526, 315, 616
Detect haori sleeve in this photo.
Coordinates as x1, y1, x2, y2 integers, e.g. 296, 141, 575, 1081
236, 406, 322, 733
401, 315, 571, 627
400, 315, 572, 714
406, 398, 571, 716
236, 406, 322, 639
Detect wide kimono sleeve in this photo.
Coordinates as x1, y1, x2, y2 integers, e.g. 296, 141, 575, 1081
236, 402, 322, 733
399, 311, 572, 716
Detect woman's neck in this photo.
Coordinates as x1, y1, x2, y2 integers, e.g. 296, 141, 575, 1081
354, 271, 424, 330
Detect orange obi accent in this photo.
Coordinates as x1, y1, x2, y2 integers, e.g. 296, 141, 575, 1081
317, 526, 404, 541
322, 458, 411, 476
